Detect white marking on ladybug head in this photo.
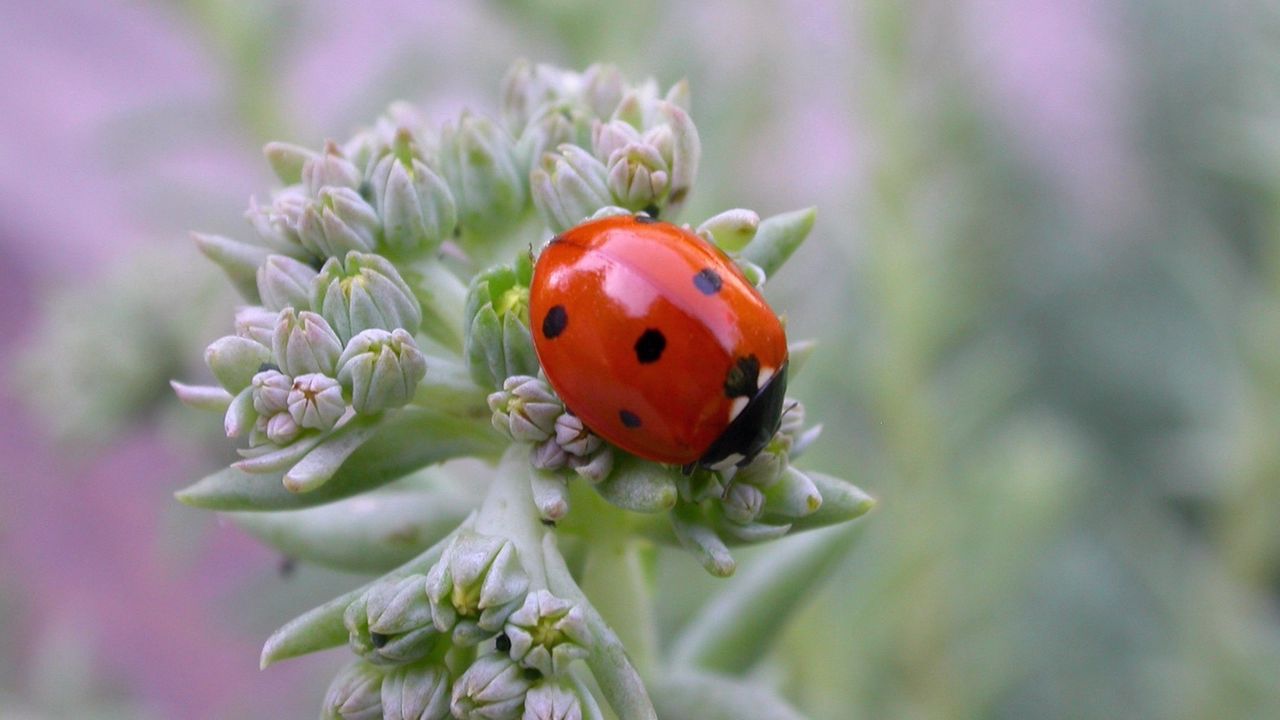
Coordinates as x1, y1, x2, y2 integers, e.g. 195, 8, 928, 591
710, 453, 745, 472
757, 365, 775, 388
728, 396, 749, 422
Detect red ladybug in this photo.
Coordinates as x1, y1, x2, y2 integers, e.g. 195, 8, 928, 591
530, 214, 789, 468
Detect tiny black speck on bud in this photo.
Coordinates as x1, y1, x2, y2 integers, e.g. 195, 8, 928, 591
278, 555, 296, 578
540, 518, 557, 527
369, 631, 390, 649
522, 667, 543, 682
259, 362, 282, 374
496, 632, 512, 653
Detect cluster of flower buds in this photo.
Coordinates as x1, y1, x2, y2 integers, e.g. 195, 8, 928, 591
328, 532, 592, 720
171, 59, 873, 720
499, 61, 700, 232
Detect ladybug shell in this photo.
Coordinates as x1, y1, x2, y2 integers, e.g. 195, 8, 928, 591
530, 215, 788, 466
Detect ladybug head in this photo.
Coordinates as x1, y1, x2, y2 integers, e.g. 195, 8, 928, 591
697, 360, 789, 469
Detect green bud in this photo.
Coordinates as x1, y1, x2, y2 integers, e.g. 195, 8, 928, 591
463, 256, 538, 389
438, 112, 527, 235
594, 454, 677, 513
488, 375, 564, 443
303, 140, 362, 197
257, 254, 317, 312
263, 141, 316, 185
501, 60, 570, 135
570, 446, 614, 485
235, 305, 278, 347
522, 681, 584, 720
515, 101, 592, 173
205, 334, 272, 393
579, 63, 626, 118
344, 575, 441, 666
224, 386, 255, 439
531, 145, 611, 233
322, 661, 385, 720
245, 190, 311, 257
381, 661, 451, 720
503, 590, 591, 677
313, 252, 423, 344
297, 187, 380, 258
603, 141, 670, 211
370, 135, 457, 254
336, 328, 428, 415
425, 532, 530, 641
263, 409, 302, 446
696, 209, 760, 253
192, 232, 270, 303
288, 373, 347, 431
272, 308, 342, 377
251, 369, 292, 415
552, 413, 600, 458
450, 654, 533, 720
721, 482, 765, 525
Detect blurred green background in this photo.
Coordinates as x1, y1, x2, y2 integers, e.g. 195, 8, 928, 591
5, 0, 1280, 718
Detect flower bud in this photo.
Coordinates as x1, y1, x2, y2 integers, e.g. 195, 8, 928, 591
288, 373, 346, 430
450, 654, 533, 720
579, 63, 625, 118
501, 60, 568, 135
322, 661, 384, 720
531, 145, 611, 233
569, 446, 614, 484
438, 112, 527, 235
603, 142, 670, 211
246, 189, 310, 257
463, 256, 538, 389
257, 254, 317, 312
590, 120, 641, 165
503, 590, 590, 677
382, 661, 451, 720
552, 414, 600, 459
313, 251, 423, 344
425, 532, 529, 641
762, 466, 823, 519
522, 681, 584, 720
205, 334, 272, 393
272, 308, 343, 377
370, 133, 457, 254
297, 187, 380, 258
515, 102, 592, 174
345, 575, 441, 666
251, 368, 292, 415
303, 140, 362, 197
721, 481, 765, 525
488, 375, 564, 443
265, 409, 302, 445
235, 305, 278, 347
696, 209, 760, 253
336, 328, 428, 415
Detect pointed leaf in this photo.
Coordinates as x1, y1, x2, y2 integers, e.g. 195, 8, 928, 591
740, 207, 815, 278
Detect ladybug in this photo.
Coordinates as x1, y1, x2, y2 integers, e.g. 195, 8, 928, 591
529, 214, 789, 469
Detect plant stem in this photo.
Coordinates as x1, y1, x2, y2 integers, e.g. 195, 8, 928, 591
580, 536, 658, 677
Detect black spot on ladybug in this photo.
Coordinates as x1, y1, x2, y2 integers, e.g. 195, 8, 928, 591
634, 329, 666, 364
496, 633, 512, 653
723, 355, 760, 398
369, 632, 390, 649
635, 213, 658, 224
693, 268, 723, 295
620, 409, 642, 428
542, 305, 568, 339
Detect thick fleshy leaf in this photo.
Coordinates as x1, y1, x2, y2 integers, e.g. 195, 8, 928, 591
740, 207, 816, 278
263, 141, 315, 185
670, 504, 735, 577
229, 473, 477, 573
787, 472, 875, 534
648, 672, 806, 720
594, 455, 677, 513
176, 408, 502, 511
669, 525, 864, 674
192, 232, 269, 303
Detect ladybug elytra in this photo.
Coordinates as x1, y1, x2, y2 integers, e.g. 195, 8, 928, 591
529, 214, 789, 468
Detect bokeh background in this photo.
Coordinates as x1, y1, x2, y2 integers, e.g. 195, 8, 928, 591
5, 0, 1280, 717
